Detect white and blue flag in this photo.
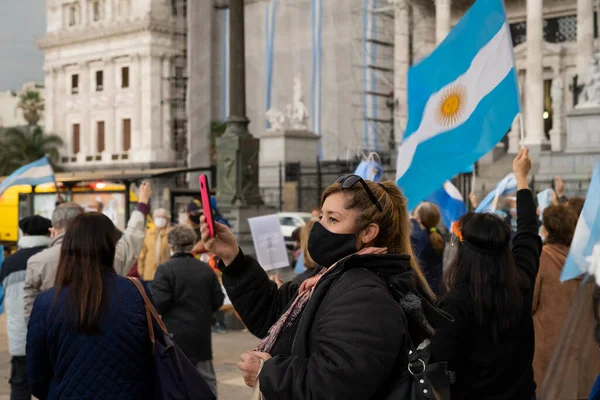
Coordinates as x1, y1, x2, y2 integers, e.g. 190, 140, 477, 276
353, 153, 384, 183
475, 172, 517, 213
0, 158, 56, 198
425, 181, 468, 229
396, 0, 519, 211
561, 163, 600, 282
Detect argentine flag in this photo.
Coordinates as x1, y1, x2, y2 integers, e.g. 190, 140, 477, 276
0, 158, 56, 198
561, 163, 600, 282
425, 181, 467, 229
475, 172, 517, 213
396, 0, 519, 211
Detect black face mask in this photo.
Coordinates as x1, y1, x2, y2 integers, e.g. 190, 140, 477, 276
188, 213, 201, 225
307, 222, 358, 267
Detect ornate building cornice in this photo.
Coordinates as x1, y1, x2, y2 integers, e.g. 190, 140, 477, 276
38, 16, 186, 50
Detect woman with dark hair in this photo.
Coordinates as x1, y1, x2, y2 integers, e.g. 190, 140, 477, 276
26, 213, 155, 400
411, 202, 445, 295
533, 205, 588, 396
431, 148, 542, 400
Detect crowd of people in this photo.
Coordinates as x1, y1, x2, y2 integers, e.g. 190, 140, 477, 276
0, 148, 597, 399
0, 182, 225, 399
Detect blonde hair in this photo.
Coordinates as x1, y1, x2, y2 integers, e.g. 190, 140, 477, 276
322, 181, 435, 299
300, 220, 318, 270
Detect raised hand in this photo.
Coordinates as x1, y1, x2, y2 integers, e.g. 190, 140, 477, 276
138, 181, 152, 205
200, 215, 239, 265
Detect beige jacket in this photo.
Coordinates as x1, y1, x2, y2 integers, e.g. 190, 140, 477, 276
137, 227, 170, 281
24, 209, 147, 323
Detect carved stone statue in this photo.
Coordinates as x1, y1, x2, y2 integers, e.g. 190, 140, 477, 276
265, 107, 287, 132
286, 77, 310, 130
578, 53, 600, 107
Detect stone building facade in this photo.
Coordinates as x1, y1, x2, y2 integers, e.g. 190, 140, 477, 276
39, 0, 188, 170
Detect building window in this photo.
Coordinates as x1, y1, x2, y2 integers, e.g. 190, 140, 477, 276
72, 124, 81, 154
93, 1, 101, 21
96, 70, 103, 91
510, 15, 578, 46
123, 119, 131, 151
121, 66, 129, 88
71, 74, 79, 94
97, 121, 105, 153
545, 15, 577, 43
69, 5, 77, 26
509, 21, 526, 46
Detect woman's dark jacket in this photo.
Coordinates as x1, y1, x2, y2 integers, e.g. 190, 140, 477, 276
430, 189, 542, 400
26, 274, 154, 400
220, 251, 425, 400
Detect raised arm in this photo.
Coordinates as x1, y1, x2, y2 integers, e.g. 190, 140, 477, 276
511, 148, 542, 287
201, 216, 298, 338
114, 182, 151, 276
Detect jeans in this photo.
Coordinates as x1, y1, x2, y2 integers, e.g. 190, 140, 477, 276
197, 360, 217, 397
9, 356, 31, 400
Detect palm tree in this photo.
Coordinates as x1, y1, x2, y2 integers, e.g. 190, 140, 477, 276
17, 90, 44, 127
2, 126, 64, 171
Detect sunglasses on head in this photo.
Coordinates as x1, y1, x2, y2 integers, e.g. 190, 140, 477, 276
334, 175, 383, 212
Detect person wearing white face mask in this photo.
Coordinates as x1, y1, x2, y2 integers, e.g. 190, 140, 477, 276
137, 208, 171, 285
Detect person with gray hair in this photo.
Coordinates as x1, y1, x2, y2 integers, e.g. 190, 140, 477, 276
23, 182, 153, 322
152, 224, 225, 397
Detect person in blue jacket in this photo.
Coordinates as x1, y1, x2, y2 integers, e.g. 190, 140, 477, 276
26, 213, 155, 400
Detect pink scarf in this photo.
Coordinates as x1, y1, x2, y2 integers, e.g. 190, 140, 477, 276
256, 247, 388, 353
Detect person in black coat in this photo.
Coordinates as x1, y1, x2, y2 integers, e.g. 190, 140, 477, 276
430, 148, 542, 400
200, 177, 435, 399
152, 224, 224, 397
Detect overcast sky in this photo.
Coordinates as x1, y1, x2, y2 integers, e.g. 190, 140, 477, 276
0, 0, 46, 91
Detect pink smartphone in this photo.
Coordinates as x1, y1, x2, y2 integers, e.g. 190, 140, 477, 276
199, 174, 215, 237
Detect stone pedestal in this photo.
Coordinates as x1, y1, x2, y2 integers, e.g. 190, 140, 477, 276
566, 106, 600, 153
216, 131, 263, 206
219, 203, 276, 257
259, 129, 320, 208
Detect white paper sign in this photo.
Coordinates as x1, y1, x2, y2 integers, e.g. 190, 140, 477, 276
248, 214, 290, 271
221, 284, 231, 306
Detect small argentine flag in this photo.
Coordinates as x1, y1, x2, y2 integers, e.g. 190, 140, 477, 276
561, 163, 600, 282
0, 158, 56, 198
396, 0, 519, 211
425, 181, 467, 229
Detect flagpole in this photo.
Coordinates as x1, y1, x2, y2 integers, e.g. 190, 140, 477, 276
519, 113, 525, 147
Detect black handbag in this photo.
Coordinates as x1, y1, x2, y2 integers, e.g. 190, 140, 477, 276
128, 277, 216, 400
380, 274, 454, 400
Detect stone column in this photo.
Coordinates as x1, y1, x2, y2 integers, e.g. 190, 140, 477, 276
412, 1, 436, 62
43, 66, 55, 134
161, 55, 171, 152
508, 71, 525, 154
578, 0, 595, 81
390, 0, 410, 147
435, 0, 451, 45
80, 62, 92, 155
104, 58, 116, 159
133, 53, 143, 154
524, 0, 546, 147
549, 73, 566, 151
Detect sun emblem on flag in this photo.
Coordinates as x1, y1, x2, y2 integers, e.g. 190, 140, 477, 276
436, 84, 467, 127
